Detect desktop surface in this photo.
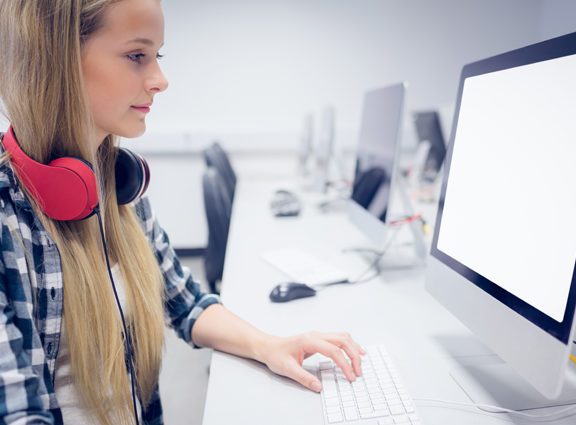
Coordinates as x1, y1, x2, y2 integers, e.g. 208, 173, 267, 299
201, 177, 576, 425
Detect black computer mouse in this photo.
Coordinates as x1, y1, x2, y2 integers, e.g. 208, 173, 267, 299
269, 282, 317, 302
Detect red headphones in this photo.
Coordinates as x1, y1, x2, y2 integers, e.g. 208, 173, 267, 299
2, 126, 150, 221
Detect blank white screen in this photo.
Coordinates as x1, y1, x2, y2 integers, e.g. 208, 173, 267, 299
437, 53, 576, 322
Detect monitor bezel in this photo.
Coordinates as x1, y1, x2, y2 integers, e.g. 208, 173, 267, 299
430, 31, 576, 345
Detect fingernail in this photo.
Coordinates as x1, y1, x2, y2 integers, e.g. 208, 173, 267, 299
311, 380, 322, 392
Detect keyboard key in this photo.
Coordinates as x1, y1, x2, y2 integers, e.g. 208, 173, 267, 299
389, 405, 406, 416
327, 412, 343, 423
325, 398, 340, 407
343, 407, 359, 421
326, 405, 341, 415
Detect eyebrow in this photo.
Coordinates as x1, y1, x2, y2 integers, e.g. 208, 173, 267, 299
126, 38, 155, 46
125, 38, 165, 49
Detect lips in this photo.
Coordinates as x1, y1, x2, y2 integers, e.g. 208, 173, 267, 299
131, 102, 152, 114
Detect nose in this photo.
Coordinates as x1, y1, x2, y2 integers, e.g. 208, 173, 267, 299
146, 61, 169, 94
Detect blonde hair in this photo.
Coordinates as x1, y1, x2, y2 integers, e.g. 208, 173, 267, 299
0, 1, 165, 424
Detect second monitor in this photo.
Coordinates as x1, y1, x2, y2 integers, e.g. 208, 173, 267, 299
349, 82, 406, 248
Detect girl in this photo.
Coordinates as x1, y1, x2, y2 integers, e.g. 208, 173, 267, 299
0, 1, 364, 424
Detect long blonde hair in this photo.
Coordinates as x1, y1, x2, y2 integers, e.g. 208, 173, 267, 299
0, 1, 165, 424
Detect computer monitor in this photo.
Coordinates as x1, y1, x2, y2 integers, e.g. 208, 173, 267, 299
426, 31, 576, 407
297, 113, 314, 176
312, 106, 336, 191
413, 110, 447, 182
349, 83, 405, 247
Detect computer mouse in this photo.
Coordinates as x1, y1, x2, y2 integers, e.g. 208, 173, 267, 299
269, 282, 317, 302
270, 190, 301, 217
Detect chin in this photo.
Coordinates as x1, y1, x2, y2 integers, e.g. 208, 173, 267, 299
117, 124, 147, 139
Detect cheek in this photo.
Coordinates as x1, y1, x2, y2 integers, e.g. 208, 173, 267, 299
84, 60, 134, 118
86, 72, 120, 112
84, 64, 112, 116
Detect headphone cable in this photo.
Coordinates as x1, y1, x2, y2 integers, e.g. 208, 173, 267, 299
95, 208, 141, 425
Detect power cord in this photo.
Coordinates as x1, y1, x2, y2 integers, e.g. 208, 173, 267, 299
414, 397, 576, 422
95, 208, 141, 425
313, 224, 403, 291
413, 329, 576, 421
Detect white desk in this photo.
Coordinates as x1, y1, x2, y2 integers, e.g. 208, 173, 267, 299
201, 178, 576, 425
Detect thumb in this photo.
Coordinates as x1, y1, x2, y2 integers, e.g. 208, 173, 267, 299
285, 362, 323, 392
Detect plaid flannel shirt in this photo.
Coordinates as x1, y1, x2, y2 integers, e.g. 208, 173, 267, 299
0, 151, 220, 424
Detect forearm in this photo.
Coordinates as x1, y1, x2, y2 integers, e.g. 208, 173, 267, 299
190, 304, 364, 393
191, 304, 277, 363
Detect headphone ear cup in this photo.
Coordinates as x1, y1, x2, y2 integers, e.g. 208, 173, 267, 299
47, 157, 99, 220
2, 127, 99, 221
115, 148, 150, 205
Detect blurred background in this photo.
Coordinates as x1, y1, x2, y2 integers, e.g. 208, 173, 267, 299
122, 0, 576, 252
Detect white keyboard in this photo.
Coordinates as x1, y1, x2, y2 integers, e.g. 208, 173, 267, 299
261, 249, 348, 285
318, 345, 422, 425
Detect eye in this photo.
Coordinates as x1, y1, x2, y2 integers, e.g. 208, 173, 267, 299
127, 53, 146, 63
156, 53, 164, 60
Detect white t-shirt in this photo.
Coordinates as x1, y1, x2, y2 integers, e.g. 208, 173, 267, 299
54, 264, 142, 423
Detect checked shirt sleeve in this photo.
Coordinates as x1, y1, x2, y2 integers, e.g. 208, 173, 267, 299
134, 197, 221, 346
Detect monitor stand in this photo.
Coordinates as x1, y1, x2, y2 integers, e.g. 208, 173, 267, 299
394, 173, 428, 261
451, 359, 576, 411
344, 172, 428, 271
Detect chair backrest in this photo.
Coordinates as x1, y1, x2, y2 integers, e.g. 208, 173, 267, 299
351, 166, 388, 209
202, 166, 233, 293
202, 142, 236, 200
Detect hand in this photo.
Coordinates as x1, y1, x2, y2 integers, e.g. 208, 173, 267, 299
259, 331, 366, 392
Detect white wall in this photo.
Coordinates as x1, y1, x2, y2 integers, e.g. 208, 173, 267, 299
139, 0, 541, 151
131, 0, 544, 249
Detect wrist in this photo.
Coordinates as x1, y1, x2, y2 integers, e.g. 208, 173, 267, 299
252, 332, 281, 365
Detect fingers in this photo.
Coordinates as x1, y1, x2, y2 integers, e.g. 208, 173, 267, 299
263, 331, 365, 393
317, 332, 365, 377
285, 361, 323, 393
314, 339, 357, 381
327, 333, 365, 377
302, 333, 364, 382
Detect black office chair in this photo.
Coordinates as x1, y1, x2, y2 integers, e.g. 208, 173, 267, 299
351, 166, 388, 209
202, 166, 233, 294
202, 142, 237, 200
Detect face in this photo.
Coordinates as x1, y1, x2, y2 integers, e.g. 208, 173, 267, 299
81, 0, 168, 147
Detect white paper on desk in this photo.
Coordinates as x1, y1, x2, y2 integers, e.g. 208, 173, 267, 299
260, 249, 349, 285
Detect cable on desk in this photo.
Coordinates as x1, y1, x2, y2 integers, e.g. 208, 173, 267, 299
414, 397, 576, 422
314, 215, 423, 291
334, 225, 403, 286
390, 212, 432, 235
389, 213, 422, 226
312, 226, 401, 292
